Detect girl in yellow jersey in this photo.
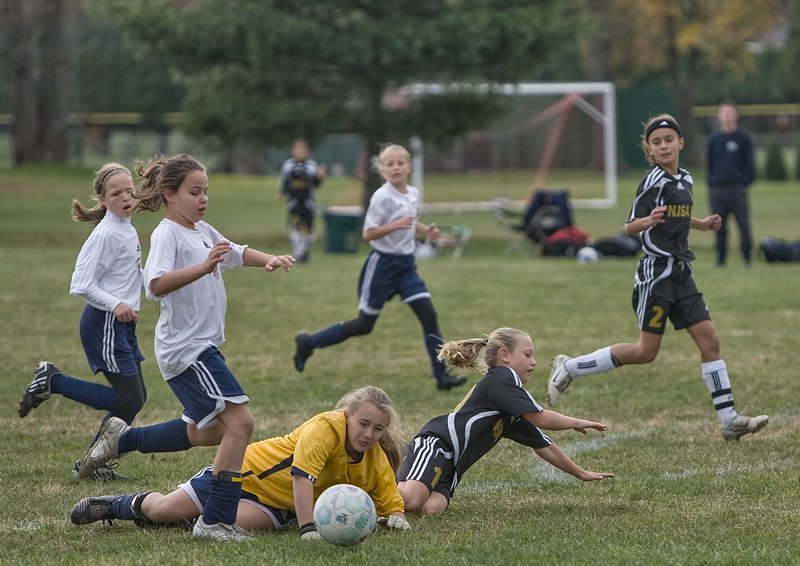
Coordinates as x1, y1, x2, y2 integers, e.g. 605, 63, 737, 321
70, 386, 411, 538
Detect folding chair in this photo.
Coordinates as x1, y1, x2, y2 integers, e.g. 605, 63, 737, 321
494, 189, 573, 257
435, 224, 472, 259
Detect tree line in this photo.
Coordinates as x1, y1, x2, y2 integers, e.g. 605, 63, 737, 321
0, 0, 795, 198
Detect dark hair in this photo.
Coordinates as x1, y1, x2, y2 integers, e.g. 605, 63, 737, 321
133, 154, 205, 213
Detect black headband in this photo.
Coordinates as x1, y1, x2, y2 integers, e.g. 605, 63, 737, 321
98, 167, 124, 191
645, 118, 682, 141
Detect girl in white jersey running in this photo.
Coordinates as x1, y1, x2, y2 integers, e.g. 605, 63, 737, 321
292, 143, 467, 392
18, 163, 145, 481
76, 154, 295, 541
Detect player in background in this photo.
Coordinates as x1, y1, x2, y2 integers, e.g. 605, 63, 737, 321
547, 115, 769, 442
398, 327, 613, 515
75, 153, 295, 541
71, 386, 410, 538
18, 163, 144, 481
278, 138, 326, 263
293, 143, 467, 392
706, 100, 756, 267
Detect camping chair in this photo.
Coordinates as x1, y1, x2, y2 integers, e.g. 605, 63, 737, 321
494, 189, 574, 257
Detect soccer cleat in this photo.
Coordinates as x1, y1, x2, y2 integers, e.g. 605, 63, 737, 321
72, 460, 129, 482
721, 412, 769, 441
70, 496, 117, 525
293, 331, 314, 372
192, 516, 254, 542
436, 371, 467, 391
546, 354, 573, 407
18, 361, 60, 418
77, 417, 130, 480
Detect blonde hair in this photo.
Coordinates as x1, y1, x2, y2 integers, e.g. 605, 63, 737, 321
71, 163, 132, 226
438, 327, 532, 373
334, 386, 404, 472
369, 143, 411, 181
133, 153, 205, 213
640, 113, 680, 165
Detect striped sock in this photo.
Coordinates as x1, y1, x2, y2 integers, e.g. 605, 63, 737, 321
702, 359, 737, 426
565, 346, 620, 378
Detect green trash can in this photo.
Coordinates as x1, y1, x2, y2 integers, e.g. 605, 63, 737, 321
323, 206, 363, 254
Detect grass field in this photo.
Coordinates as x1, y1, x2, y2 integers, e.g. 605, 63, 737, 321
1, 165, 799, 565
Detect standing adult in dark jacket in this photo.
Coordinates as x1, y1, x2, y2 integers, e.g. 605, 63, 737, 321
706, 101, 755, 266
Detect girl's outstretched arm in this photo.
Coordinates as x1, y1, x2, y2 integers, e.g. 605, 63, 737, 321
524, 409, 607, 434
533, 444, 615, 481
243, 247, 295, 272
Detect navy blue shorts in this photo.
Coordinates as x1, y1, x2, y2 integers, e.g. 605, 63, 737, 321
180, 465, 297, 530
167, 347, 249, 430
357, 250, 431, 316
79, 305, 144, 376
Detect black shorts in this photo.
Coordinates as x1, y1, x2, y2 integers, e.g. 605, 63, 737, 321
286, 198, 315, 230
632, 257, 711, 334
397, 437, 455, 501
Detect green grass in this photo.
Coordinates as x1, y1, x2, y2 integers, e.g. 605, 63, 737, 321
1, 166, 799, 565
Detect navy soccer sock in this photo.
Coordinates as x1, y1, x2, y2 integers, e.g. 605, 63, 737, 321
118, 418, 193, 454
202, 472, 242, 525
51, 374, 115, 411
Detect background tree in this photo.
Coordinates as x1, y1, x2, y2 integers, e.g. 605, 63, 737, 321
102, 0, 577, 206
574, 0, 784, 166
0, 0, 72, 164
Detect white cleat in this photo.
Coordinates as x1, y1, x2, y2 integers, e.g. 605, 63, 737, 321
721, 412, 769, 441
77, 417, 130, 479
192, 516, 254, 541
546, 354, 573, 407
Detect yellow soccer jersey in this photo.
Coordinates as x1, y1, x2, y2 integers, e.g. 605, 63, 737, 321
241, 411, 404, 517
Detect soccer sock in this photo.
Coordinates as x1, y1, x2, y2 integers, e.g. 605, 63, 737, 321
564, 346, 621, 377
290, 230, 304, 257
312, 322, 349, 348
701, 359, 737, 426
202, 471, 242, 525
424, 331, 447, 379
51, 374, 116, 411
117, 418, 193, 454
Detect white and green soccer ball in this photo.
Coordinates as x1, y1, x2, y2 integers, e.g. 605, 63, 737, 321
313, 484, 377, 546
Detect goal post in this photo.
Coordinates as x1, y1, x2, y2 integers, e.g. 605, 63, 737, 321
408, 82, 617, 210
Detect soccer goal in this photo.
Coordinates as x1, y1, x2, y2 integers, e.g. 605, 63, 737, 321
408, 82, 618, 211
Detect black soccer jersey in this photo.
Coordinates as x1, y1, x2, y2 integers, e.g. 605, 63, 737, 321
629, 165, 695, 262
413, 366, 552, 481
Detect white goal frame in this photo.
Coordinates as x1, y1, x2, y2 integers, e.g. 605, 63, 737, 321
408, 82, 618, 210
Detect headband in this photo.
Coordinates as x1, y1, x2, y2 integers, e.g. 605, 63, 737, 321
98, 167, 124, 191
645, 118, 682, 142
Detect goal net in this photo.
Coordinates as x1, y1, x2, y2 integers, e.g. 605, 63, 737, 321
408, 82, 617, 210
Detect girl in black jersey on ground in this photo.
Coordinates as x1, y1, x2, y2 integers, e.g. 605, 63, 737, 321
398, 327, 614, 516
546, 114, 768, 442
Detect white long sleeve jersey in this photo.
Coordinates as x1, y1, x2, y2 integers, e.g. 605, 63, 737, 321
69, 210, 143, 313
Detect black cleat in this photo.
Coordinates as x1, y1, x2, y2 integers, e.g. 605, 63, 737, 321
19, 362, 60, 418
72, 460, 129, 482
293, 332, 314, 372
71, 496, 116, 525
436, 372, 467, 391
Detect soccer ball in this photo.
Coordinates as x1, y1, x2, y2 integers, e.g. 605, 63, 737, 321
576, 246, 600, 263
313, 484, 377, 546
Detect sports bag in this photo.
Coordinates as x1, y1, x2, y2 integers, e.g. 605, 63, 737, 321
760, 237, 800, 263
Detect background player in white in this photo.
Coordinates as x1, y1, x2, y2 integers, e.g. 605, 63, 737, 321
547, 115, 768, 442
19, 163, 145, 481
398, 327, 613, 516
278, 138, 326, 263
293, 143, 467, 391
76, 153, 295, 541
